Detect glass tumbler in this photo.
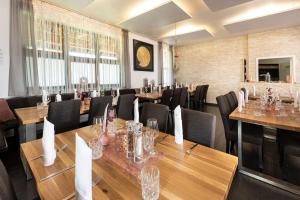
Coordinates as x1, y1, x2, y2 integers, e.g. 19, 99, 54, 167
88, 137, 103, 160
140, 165, 160, 200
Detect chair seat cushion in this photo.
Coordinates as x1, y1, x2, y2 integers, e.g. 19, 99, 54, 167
0, 99, 16, 123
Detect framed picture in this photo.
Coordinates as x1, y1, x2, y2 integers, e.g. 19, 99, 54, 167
133, 39, 154, 72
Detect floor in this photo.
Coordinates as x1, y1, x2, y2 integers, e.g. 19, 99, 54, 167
1, 104, 300, 200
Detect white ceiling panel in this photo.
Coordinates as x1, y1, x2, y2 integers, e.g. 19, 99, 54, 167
203, 0, 254, 12
162, 30, 213, 45
224, 8, 300, 34
45, 0, 95, 10
119, 1, 191, 34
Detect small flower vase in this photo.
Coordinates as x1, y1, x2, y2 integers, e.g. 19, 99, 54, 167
100, 130, 110, 146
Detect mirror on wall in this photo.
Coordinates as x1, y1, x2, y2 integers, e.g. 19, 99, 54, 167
256, 57, 294, 83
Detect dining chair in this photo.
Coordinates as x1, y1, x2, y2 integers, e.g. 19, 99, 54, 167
216, 94, 264, 161
181, 109, 216, 148
170, 88, 182, 111
0, 128, 8, 152
88, 96, 113, 125
119, 89, 136, 95
61, 93, 75, 101
229, 91, 238, 108
141, 103, 169, 133
0, 160, 17, 200
193, 85, 203, 110
203, 84, 209, 103
160, 89, 173, 107
282, 142, 300, 185
180, 87, 188, 108
48, 99, 81, 134
25, 95, 43, 107
117, 94, 135, 120
225, 93, 236, 113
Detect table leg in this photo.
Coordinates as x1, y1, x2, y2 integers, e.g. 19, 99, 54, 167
19, 124, 37, 143
238, 120, 242, 169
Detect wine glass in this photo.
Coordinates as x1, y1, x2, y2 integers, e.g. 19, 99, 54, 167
93, 116, 103, 136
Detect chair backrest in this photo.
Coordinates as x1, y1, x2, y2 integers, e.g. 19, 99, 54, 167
204, 85, 209, 98
180, 87, 188, 108
198, 85, 206, 102
0, 160, 16, 200
161, 89, 173, 107
225, 93, 237, 113
0, 129, 8, 152
61, 93, 74, 101
181, 109, 216, 148
216, 95, 232, 141
141, 103, 169, 133
229, 91, 238, 108
170, 88, 182, 110
119, 89, 136, 95
48, 100, 81, 134
88, 96, 113, 125
117, 94, 135, 120
194, 85, 202, 102
25, 95, 43, 107
104, 90, 112, 96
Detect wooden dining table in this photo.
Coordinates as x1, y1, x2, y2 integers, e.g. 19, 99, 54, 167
21, 119, 238, 200
229, 100, 300, 194
14, 102, 90, 143
135, 92, 162, 101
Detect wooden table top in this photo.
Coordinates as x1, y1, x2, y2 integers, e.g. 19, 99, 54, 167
135, 93, 162, 100
21, 119, 238, 200
15, 103, 89, 125
248, 95, 293, 104
229, 100, 300, 132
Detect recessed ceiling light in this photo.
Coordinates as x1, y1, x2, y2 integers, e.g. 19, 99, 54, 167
225, 2, 300, 25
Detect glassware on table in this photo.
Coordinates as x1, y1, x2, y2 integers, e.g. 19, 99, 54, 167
143, 128, 155, 155
108, 107, 116, 122
140, 165, 160, 200
146, 118, 159, 155
115, 129, 127, 153
93, 116, 103, 135
88, 137, 103, 160
37, 102, 45, 118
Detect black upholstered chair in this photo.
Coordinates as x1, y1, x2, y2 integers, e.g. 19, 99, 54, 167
216, 95, 263, 159
88, 96, 113, 125
203, 85, 209, 103
25, 95, 43, 107
104, 90, 112, 96
0, 129, 8, 152
160, 89, 173, 107
282, 143, 300, 185
48, 100, 81, 134
182, 109, 216, 148
229, 91, 238, 108
170, 88, 182, 111
141, 103, 169, 133
117, 94, 135, 120
193, 85, 205, 110
0, 160, 17, 200
61, 93, 74, 101
225, 93, 236, 112
180, 87, 188, 108
119, 89, 136, 95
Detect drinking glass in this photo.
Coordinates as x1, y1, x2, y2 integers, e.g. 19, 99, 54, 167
37, 102, 44, 118
88, 137, 103, 160
146, 118, 159, 155
143, 128, 155, 155
140, 165, 160, 200
93, 116, 103, 135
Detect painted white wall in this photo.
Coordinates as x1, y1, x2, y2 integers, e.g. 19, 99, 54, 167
128, 32, 158, 88
0, 0, 10, 98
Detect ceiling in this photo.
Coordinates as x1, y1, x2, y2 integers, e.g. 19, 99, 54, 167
43, 0, 300, 45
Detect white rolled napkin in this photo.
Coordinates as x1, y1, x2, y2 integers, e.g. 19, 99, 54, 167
42, 117, 56, 166
253, 85, 256, 97
174, 105, 183, 144
240, 90, 245, 107
91, 90, 97, 98
245, 89, 249, 103
75, 133, 92, 200
134, 98, 139, 123
103, 104, 109, 132
117, 88, 120, 97
42, 90, 48, 104
55, 94, 62, 102
294, 91, 299, 108
74, 89, 78, 99
238, 92, 243, 112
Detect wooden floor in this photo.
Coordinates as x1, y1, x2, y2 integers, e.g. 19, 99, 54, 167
0, 105, 299, 200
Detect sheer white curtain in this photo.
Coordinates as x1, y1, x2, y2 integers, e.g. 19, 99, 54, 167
25, 0, 123, 95
162, 43, 173, 86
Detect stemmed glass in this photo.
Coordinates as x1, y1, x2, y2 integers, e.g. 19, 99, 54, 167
88, 116, 104, 160
93, 116, 103, 136
140, 165, 160, 200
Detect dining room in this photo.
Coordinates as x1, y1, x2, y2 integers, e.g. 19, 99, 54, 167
1, 0, 300, 199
